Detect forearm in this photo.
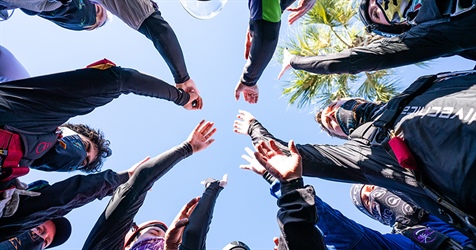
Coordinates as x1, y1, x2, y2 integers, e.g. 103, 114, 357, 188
277, 179, 326, 250
119, 67, 190, 106
241, 19, 280, 86
290, 28, 460, 75
83, 142, 193, 249
138, 10, 190, 84
0, 170, 128, 241
248, 120, 290, 153
247, 120, 369, 183
179, 182, 223, 250
128, 142, 193, 194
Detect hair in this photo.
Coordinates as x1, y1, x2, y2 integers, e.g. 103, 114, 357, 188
314, 98, 369, 138
314, 109, 334, 137
61, 123, 112, 173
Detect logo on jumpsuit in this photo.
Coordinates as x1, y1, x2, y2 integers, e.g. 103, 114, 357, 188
35, 142, 52, 154
414, 228, 436, 244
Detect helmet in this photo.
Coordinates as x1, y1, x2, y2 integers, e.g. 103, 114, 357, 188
180, 0, 228, 20
223, 241, 251, 250
358, 0, 411, 36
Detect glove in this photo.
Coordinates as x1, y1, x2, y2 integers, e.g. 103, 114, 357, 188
200, 174, 228, 188
0, 178, 40, 217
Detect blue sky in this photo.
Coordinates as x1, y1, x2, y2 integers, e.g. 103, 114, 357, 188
1, 2, 475, 249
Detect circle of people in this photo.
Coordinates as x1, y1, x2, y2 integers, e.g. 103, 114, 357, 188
0, 0, 476, 249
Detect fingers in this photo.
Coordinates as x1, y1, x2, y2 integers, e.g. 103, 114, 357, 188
277, 67, 285, 80
269, 140, 284, 155
199, 121, 215, 135
184, 93, 203, 110
254, 151, 269, 170
235, 90, 241, 101
234, 83, 242, 101
189, 93, 203, 110
197, 121, 216, 145
241, 153, 255, 165
174, 218, 189, 228
192, 120, 206, 134
239, 164, 252, 170
220, 174, 228, 187
205, 138, 215, 146
244, 147, 254, 158
273, 237, 279, 250
278, 64, 292, 80
288, 140, 299, 156
194, 96, 203, 109
238, 109, 251, 119
233, 121, 245, 134
180, 196, 200, 216
286, 0, 315, 25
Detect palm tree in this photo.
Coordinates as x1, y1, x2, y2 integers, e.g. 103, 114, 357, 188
277, 0, 400, 109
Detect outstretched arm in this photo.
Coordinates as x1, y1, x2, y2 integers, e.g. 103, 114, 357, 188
252, 140, 326, 250
288, 21, 471, 75
0, 169, 129, 241
176, 175, 227, 250
233, 110, 291, 154
239, 146, 422, 249
137, 10, 191, 85
235, 18, 281, 104
82, 120, 216, 249
0, 65, 202, 133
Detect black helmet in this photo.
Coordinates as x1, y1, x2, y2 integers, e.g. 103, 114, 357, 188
358, 0, 411, 36
223, 241, 251, 250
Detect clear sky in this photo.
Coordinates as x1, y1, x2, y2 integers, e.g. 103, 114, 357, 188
1, 2, 475, 249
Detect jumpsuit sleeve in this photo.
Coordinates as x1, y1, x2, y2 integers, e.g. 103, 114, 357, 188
270, 181, 419, 249
179, 182, 223, 250
240, 19, 281, 86
82, 142, 193, 250
289, 16, 476, 75
0, 170, 129, 241
0, 45, 30, 83
276, 179, 326, 250
138, 9, 190, 84
314, 195, 419, 249
241, 0, 283, 86
423, 215, 474, 247
0, 66, 189, 133
247, 119, 370, 183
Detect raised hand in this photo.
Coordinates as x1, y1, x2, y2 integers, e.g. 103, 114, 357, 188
233, 110, 256, 135
253, 140, 302, 182
186, 120, 217, 153
200, 174, 228, 188
234, 82, 259, 104
277, 48, 295, 80
286, 0, 316, 25
164, 197, 200, 250
240, 147, 266, 175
